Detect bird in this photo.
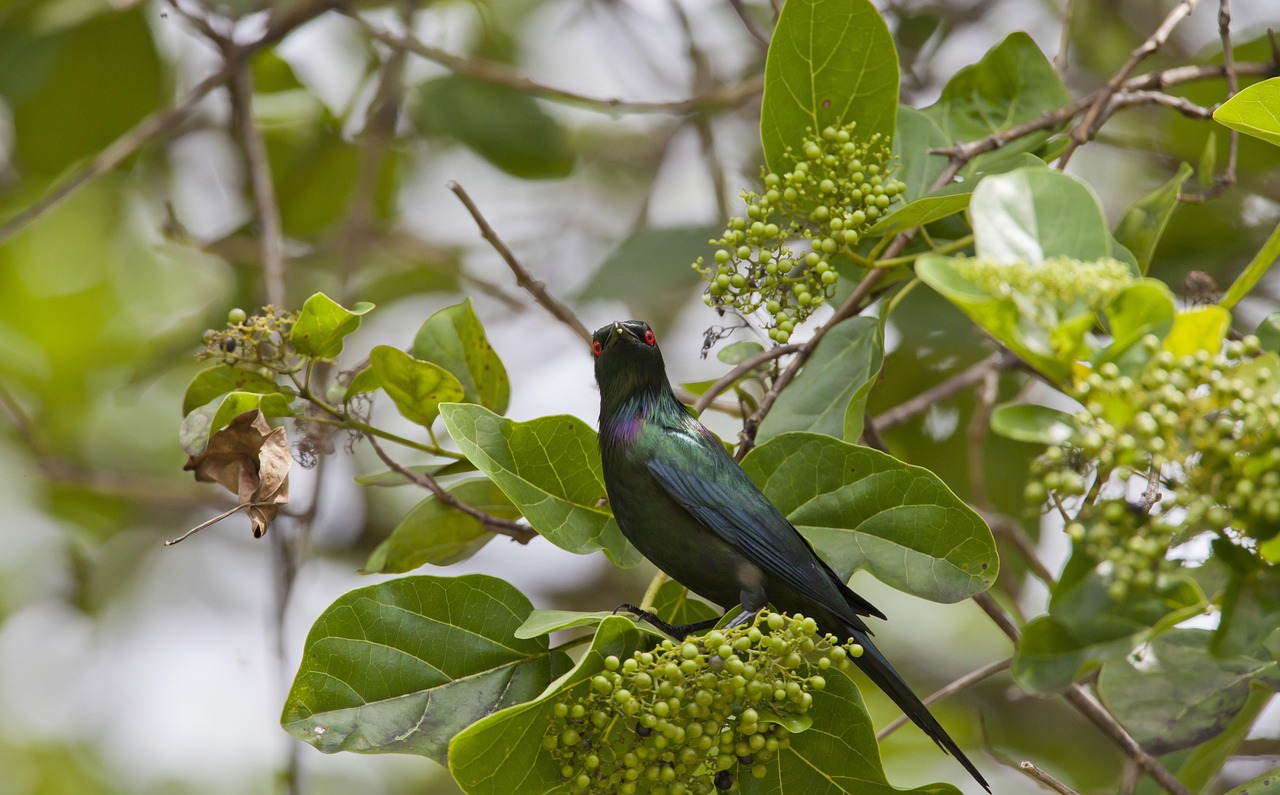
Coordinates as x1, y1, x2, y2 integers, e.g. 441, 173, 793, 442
592, 319, 990, 792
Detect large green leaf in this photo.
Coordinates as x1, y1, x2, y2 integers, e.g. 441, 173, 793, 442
756, 317, 883, 444
894, 106, 950, 201
738, 664, 962, 795
362, 478, 521, 573
412, 298, 510, 414
1113, 163, 1193, 275
1213, 76, 1280, 148
651, 579, 719, 628
439, 403, 641, 567
412, 74, 574, 179
281, 574, 571, 763
923, 32, 1070, 152
969, 167, 1112, 264
449, 616, 650, 794
181, 364, 280, 417
760, 0, 899, 174
740, 432, 997, 603
1171, 686, 1274, 795
370, 345, 466, 429
1097, 629, 1280, 755
290, 292, 374, 359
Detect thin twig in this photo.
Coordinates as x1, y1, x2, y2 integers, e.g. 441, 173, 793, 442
727, 0, 771, 47
229, 57, 287, 309
1110, 89, 1215, 119
350, 13, 763, 116
1180, 0, 1240, 202
165, 500, 281, 545
447, 181, 591, 343
1020, 760, 1083, 795
365, 435, 537, 543
876, 657, 1011, 740
873, 354, 1006, 429
1054, 0, 1075, 75
1060, 0, 1201, 167
979, 510, 1056, 585
692, 343, 801, 415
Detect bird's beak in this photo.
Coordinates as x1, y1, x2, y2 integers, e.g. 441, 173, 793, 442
613, 322, 625, 336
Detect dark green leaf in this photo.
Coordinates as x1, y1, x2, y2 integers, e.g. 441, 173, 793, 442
281, 574, 570, 763
1213, 76, 1280, 148
1113, 163, 1193, 275
182, 365, 280, 417
412, 298, 510, 414
760, 0, 898, 174
741, 432, 997, 602
651, 579, 719, 628
757, 317, 883, 444
989, 403, 1075, 445
894, 105, 951, 201
370, 345, 466, 429
412, 75, 574, 179
1098, 629, 1279, 755
1173, 685, 1273, 795
290, 292, 374, 359
439, 403, 641, 567
362, 478, 521, 573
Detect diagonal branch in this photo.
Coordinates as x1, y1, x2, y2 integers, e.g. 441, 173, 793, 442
876, 657, 1012, 740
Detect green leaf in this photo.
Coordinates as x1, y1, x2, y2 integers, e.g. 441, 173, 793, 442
369, 345, 466, 429
439, 403, 641, 567
1113, 163, 1193, 275
1176, 687, 1275, 794
412, 75, 575, 179
341, 366, 381, 402
757, 317, 883, 444
738, 665, 962, 795
362, 478, 521, 573
718, 341, 766, 366
866, 193, 971, 238
1213, 76, 1280, 148
1097, 629, 1279, 755
449, 616, 650, 794
1222, 766, 1280, 795
181, 364, 280, 417
1199, 129, 1219, 189
290, 292, 374, 359
1257, 313, 1280, 353
1097, 279, 1177, 374
412, 298, 510, 414
894, 105, 951, 201
741, 432, 997, 602
1220, 218, 1280, 310
760, 0, 898, 174
923, 32, 1070, 153
281, 574, 570, 763
970, 167, 1112, 264
1163, 305, 1232, 358
179, 391, 295, 457
354, 459, 478, 487
513, 609, 666, 641
651, 579, 720, 629
989, 403, 1075, 445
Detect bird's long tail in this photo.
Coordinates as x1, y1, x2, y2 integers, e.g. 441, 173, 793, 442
849, 629, 991, 792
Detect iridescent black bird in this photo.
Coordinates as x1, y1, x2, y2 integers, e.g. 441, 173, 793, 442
592, 319, 989, 791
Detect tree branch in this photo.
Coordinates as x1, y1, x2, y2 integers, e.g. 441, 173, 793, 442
876, 657, 1011, 740
692, 343, 801, 415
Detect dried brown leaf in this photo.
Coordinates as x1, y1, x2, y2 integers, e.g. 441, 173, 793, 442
183, 409, 291, 538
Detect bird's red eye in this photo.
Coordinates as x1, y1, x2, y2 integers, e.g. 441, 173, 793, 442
644, 329, 656, 346
592, 340, 603, 356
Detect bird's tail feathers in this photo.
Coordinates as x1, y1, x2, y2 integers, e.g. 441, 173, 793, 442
848, 630, 990, 792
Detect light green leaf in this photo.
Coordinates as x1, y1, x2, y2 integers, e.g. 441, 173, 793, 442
513, 609, 667, 641
1199, 129, 1219, 189
738, 665, 962, 795
179, 391, 295, 457
989, 404, 1075, 445
449, 616, 650, 794
290, 292, 374, 359
1097, 279, 1177, 375
1113, 163, 1193, 275
370, 345, 465, 429
342, 366, 381, 401
281, 574, 570, 763
866, 193, 971, 237
182, 364, 280, 417
439, 403, 641, 567
412, 298, 510, 414
1221, 218, 1280, 310
362, 479, 521, 573
1163, 305, 1232, 358
760, 0, 898, 174
1257, 313, 1280, 353
894, 105, 950, 201
1097, 629, 1279, 755
1222, 766, 1280, 795
1213, 76, 1280, 148
923, 32, 1070, 152
718, 340, 766, 366
970, 167, 1112, 264
757, 317, 883, 444
741, 432, 997, 602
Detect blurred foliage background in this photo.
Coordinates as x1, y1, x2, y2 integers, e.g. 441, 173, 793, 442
0, 0, 1277, 793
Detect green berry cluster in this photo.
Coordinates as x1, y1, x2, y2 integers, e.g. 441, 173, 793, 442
951, 256, 1133, 310
544, 611, 862, 794
200, 305, 296, 372
1027, 334, 1280, 595
695, 124, 905, 342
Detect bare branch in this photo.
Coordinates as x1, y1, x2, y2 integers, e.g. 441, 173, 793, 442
1019, 760, 1083, 795
692, 343, 801, 415
727, 0, 771, 48
1055, 0, 1075, 75
876, 657, 1011, 740
873, 354, 1006, 429
366, 435, 537, 544
1110, 89, 1215, 119
229, 58, 287, 308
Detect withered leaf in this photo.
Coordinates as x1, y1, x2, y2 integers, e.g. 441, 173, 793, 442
184, 410, 291, 537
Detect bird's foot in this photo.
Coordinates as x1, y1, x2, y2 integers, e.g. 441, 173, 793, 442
613, 603, 719, 640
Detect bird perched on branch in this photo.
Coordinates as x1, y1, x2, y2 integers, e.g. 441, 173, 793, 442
592, 319, 989, 791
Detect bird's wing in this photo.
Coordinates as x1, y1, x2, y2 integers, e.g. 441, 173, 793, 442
646, 430, 883, 623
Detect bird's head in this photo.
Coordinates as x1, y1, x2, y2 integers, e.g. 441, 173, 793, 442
591, 320, 671, 410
